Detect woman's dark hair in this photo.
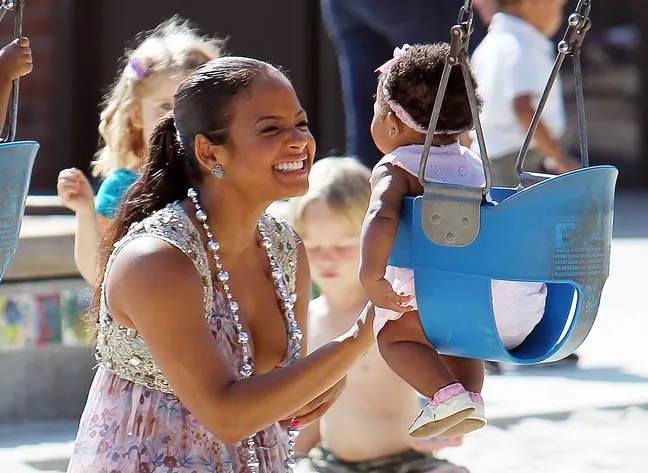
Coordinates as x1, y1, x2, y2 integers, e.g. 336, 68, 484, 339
380, 43, 482, 134
88, 57, 282, 329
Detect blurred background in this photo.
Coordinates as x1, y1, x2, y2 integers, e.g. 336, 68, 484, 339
0, 1, 646, 472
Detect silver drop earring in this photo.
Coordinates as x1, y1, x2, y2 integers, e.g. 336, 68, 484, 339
211, 164, 225, 179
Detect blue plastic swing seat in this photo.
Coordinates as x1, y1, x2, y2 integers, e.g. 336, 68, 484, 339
388, 165, 618, 364
0, 140, 40, 281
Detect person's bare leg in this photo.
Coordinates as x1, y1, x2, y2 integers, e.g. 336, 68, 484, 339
377, 311, 456, 398
377, 311, 475, 437
441, 355, 484, 393
439, 355, 486, 438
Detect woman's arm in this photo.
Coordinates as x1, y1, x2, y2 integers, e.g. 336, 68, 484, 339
106, 236, 375, 444
281, 238, 347, 426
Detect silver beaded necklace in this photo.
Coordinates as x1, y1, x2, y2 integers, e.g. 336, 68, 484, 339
187, 187, 301, 472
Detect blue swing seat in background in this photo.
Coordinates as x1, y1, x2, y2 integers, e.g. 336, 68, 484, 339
0, 140, 40, 280
388, 166, 618, 364
0, 1, 39, 282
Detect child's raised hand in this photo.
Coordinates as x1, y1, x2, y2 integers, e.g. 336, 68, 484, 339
0, 38, 33, 81
57, 168, 95, 215
364, 277, 414, 313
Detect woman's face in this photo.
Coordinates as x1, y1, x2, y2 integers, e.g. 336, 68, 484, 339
217, 73, 316, 203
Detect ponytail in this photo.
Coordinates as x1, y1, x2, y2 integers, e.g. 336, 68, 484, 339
112, 113, 201, 242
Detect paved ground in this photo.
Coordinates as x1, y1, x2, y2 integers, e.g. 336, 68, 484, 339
440, 407, 648, 473
1, 191, 646, 472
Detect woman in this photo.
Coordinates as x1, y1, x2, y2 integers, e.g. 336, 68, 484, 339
66, 57, 375, 473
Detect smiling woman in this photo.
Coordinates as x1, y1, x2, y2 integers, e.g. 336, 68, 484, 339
65, 56, 377, 473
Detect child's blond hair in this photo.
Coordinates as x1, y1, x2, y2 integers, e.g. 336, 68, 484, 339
287, 157, 371, 236
91, 16, 223, 177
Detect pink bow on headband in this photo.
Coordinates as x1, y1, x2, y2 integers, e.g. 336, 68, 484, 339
375, 44, 412, 73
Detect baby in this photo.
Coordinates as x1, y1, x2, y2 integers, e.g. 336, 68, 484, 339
359, 43, 547, 438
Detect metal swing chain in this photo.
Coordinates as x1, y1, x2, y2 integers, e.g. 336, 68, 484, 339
516, 0, 592, 179
0, 0, 24, 143
419, 0, 493, 197
420, 0, 593, 195
415, 0, 593, 248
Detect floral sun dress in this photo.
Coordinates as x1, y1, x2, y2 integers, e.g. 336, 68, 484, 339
66, 203, 301, 473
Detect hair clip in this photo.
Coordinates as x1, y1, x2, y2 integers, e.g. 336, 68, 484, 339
126, 56, 152, 81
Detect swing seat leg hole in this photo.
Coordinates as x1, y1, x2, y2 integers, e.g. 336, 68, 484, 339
504, 283, 579, 364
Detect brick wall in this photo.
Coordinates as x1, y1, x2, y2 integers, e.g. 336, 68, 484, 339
0, 0, 54, 193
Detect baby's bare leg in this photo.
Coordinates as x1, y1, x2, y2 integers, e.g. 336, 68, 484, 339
377, 310, 456, 398
441, 355, 485, 394
378, 311, 487, 438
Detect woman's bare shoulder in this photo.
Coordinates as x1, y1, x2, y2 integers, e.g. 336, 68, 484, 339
105, 236, 204, 317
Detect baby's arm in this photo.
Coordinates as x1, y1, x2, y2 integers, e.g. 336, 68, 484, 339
360, 164, 414, 312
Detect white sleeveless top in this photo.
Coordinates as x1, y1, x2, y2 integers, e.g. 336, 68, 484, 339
378, 143, 547, 350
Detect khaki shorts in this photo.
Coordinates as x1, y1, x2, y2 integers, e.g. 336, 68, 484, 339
295, 445, 468, 473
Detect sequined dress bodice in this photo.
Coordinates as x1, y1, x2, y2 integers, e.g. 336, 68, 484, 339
94, 202, 299, 394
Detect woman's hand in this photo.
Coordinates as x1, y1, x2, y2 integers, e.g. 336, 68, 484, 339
280, 377, 347, 428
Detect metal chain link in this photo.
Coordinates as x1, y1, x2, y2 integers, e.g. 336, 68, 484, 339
419, 0, 493, 196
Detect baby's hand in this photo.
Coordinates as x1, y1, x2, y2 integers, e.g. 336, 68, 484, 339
57, 168, 95, 215
0, 38, 33, 82
364, 278, 414, 313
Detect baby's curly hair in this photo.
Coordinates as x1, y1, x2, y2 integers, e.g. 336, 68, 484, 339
380, 43, 482, 135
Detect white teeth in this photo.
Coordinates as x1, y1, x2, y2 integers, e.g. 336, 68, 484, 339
273, 160, 304, 172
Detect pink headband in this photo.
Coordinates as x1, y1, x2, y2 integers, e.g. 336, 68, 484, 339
376, 44, 466, 135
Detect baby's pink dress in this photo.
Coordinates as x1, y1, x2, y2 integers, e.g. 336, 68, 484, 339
373, 143, 547, 350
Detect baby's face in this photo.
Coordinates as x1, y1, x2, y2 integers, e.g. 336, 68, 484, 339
301, 201, 362, 295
